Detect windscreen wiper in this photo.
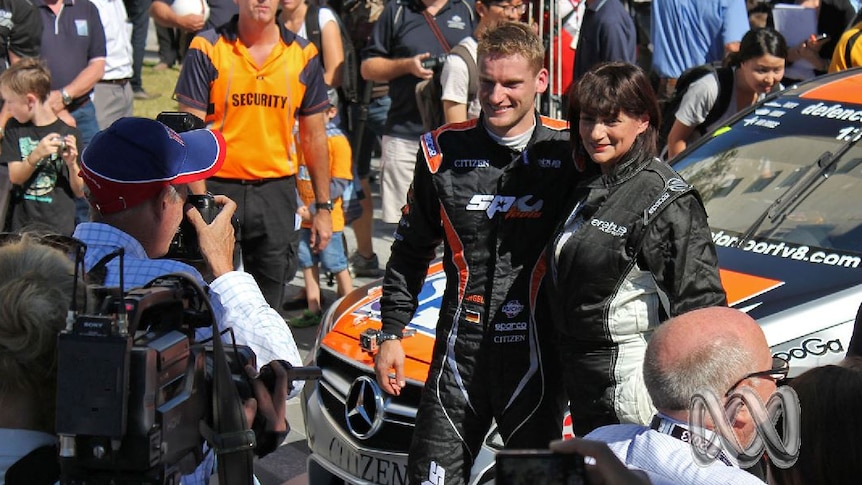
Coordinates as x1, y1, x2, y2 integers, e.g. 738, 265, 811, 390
735, 133, 861, 247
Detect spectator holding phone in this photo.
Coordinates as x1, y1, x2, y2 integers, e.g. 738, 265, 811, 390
666, 28, 787, 158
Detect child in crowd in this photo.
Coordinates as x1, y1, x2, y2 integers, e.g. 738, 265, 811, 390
291, 90, 353, 328
0, 58, 83, 235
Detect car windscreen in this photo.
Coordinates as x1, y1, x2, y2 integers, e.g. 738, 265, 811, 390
673, 97, 862, 267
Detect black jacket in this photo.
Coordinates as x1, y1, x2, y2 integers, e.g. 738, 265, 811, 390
381, 114, 577, 424
547, 153, 727, 435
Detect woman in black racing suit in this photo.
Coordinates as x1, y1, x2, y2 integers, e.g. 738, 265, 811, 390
547, 62, 727, 436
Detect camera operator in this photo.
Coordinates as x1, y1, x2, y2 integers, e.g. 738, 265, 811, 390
72, 117, 302, 381
0, 236, 293, 485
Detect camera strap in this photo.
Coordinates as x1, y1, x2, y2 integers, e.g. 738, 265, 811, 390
208, 302, 256, 484
422, 10, 451, 52
171, 273, 255, 484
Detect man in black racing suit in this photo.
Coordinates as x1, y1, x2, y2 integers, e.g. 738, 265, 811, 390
375, 22, 579, 485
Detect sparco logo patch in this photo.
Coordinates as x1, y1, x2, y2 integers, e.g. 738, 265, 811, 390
454, 159, 490, 168
667, 178, 688, 192
466, 194, 543, 219
648, 178, 688, 215
423, 132, 438, 156
501, 300, 524, 318
495, 321, 527, 331
591, 218, 627, 237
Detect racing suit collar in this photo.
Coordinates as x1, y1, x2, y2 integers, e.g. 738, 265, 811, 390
587, 152, 653, 188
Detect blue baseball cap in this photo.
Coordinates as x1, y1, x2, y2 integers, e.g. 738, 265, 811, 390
80, 117, 226, 214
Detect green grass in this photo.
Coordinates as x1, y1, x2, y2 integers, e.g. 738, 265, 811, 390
132, 64, 182, 119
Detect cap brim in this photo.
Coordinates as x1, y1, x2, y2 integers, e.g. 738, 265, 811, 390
173, 128, 227, 184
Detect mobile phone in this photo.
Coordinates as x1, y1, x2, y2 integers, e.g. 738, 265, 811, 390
495, 449, 586, 485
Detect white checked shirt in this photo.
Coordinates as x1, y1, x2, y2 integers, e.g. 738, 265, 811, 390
585, 415, 766, 485
74, 223, 300, 484
73, 222, 302, 375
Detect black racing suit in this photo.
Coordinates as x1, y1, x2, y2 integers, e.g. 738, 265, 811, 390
381, 115, 577, 484
546, 154, 727, 436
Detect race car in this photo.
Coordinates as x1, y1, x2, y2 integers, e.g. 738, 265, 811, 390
300, 68, 862, 485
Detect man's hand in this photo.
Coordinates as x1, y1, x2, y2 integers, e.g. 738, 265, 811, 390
48, 90, 65, 114
186, 194, 236, 278
177, 13, 205, 32
374, 339, 406, 396
413, 53, 435, 80
550, 438, 652, 485
310, 208, 332, 253
243, 363, 289, 433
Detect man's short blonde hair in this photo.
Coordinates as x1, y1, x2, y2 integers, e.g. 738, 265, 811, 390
477, 21, 544, 73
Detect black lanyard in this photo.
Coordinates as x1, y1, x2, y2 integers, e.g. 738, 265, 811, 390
649, 415, 734, 467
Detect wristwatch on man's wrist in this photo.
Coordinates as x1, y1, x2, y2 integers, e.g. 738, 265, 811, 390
376, 332, 402, 346
61, 89, 73, 106
315, 200, 334, 211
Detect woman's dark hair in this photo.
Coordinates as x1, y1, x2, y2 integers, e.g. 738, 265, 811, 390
567, 62, 660, 160
767, 365, 862, 485
727, 28, 788, 67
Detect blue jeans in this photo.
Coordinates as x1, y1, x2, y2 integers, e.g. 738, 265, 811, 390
72, 102, 100, 224
350, 94, 391, 178
126, 0, 152, 91
297, 229, 348, 273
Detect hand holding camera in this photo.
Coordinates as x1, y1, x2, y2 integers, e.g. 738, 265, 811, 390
28, 133, 72, 167
420, 54, 447, 70
185, 194, 237, 278
414, 53, 446, 79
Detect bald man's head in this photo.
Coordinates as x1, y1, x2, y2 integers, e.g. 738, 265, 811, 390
643, 307, 772, 412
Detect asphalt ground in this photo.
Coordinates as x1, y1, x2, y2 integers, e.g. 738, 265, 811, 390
256, 165, 398, 485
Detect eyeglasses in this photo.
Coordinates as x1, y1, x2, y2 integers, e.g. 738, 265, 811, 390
491, 3, 527, 14
725, 356, 789, 397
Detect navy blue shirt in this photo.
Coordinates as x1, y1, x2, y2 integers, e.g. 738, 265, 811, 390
38, 0, 106, 101
361, 0, 475, 139
573, 0, 636, 83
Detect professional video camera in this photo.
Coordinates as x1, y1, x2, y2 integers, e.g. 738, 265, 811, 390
54, 252, 319, 483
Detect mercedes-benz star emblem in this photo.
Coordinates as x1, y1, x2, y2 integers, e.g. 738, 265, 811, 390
345, 376, 386, 439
